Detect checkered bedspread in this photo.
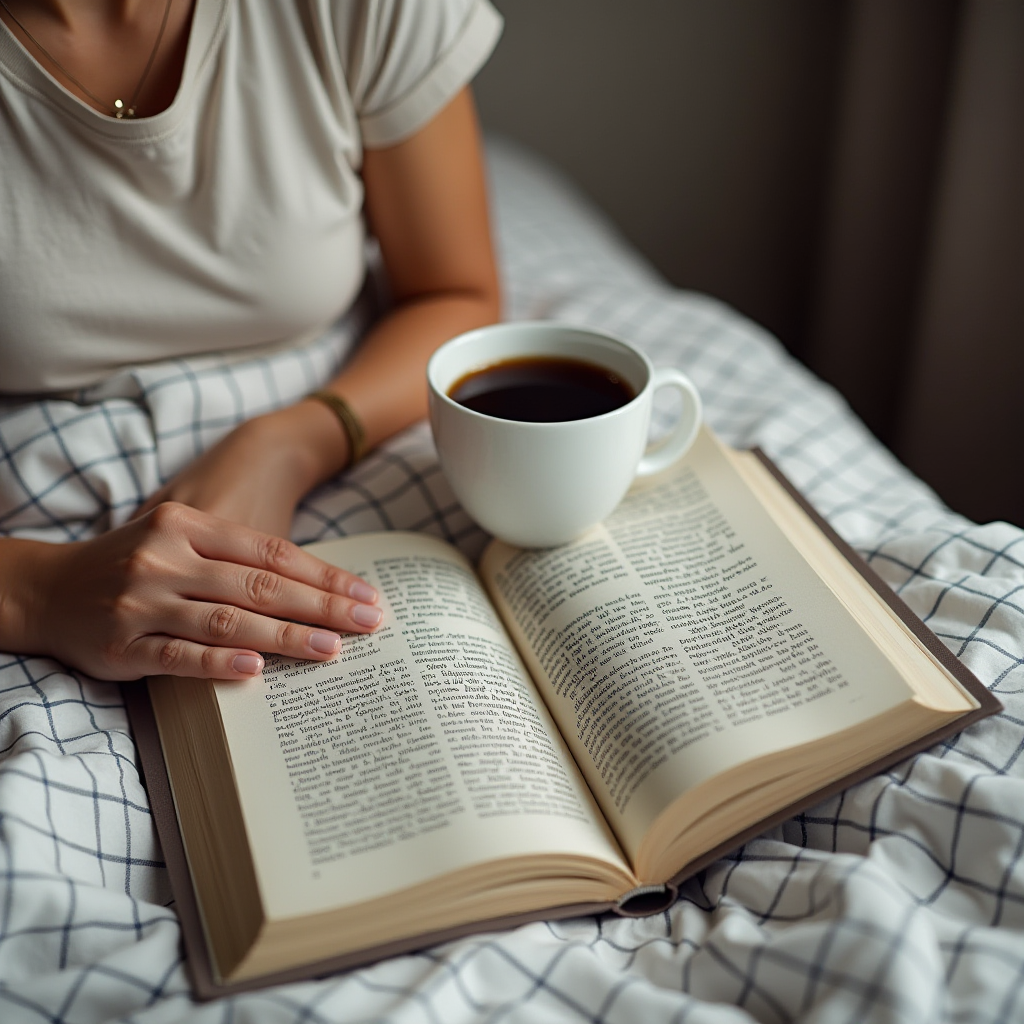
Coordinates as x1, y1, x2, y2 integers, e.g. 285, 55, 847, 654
1, 139, 1021, 1023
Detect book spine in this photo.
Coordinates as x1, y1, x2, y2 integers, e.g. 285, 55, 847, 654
614, 882, 678, 916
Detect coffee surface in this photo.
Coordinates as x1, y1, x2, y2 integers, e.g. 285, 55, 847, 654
449, 356, 635, 422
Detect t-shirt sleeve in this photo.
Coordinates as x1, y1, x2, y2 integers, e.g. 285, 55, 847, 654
342, 0, 503, 148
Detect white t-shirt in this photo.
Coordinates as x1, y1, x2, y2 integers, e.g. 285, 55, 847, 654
0, 0, 502, 394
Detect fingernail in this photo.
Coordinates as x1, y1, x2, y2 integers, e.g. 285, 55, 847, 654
349, 580, 378, 604
351, 604, 383, 628
309, 631, 341, 654
233, 654, 263, 675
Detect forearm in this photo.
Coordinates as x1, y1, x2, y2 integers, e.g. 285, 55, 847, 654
307, 85, 501, 470
301, 289, 500, 477
297, 87, 500, 484
0, 537, 60, 657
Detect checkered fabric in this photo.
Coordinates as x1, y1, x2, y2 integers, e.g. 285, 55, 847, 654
1, 138, 1021, 1023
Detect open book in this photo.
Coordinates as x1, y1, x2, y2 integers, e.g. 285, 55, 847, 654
126, 428, 1000, 998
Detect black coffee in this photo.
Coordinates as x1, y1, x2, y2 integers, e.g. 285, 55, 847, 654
449, 356, 635, 422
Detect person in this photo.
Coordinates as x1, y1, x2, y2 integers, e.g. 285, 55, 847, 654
0, 0, 503, 682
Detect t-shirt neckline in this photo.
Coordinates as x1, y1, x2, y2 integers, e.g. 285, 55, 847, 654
0, 0, 227, 141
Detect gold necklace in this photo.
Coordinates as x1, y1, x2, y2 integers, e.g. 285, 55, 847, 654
0, 0, 173, 118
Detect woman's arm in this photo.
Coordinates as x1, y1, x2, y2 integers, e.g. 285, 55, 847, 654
137, 87, 501, 536
0, 88, 495, 683
328, 85, 502, 452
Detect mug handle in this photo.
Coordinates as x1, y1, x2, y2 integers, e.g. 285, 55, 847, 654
635, 368, 703, 478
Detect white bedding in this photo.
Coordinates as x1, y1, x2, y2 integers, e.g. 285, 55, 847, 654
1, 139, 1021, 1023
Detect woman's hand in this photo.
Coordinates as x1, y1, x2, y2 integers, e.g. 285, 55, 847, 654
134, 401, 349, 538
0, 501, 381, 682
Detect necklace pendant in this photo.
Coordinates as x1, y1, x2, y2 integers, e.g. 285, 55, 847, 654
1, 0, 169, 122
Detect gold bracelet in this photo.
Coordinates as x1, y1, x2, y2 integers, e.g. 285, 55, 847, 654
308, 390, 367, 466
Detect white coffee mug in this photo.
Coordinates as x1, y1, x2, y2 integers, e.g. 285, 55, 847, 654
427, 322, 702, 548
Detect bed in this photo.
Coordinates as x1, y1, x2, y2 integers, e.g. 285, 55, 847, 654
1, 138, 1021, 1023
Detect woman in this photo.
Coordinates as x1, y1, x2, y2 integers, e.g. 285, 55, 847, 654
0, 0, 503, 681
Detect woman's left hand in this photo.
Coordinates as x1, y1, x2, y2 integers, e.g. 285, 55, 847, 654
134, 400, 348, 537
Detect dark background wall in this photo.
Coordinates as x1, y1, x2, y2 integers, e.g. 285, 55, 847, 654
473, 0, 1023, 528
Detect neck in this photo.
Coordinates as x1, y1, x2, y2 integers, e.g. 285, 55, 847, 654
6, 2, 151, 30
0, 0, 185, 119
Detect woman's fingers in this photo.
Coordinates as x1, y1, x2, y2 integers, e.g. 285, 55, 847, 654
157, 502, 379, 605
156, 503, 383, 638
145, 503, 384, 670
174, 559, 380, 637
163, 596, 379, 663
127, 635, 268, 680
126, 609, 351, 681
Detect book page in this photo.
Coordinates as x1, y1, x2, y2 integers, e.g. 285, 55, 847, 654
480, 428, 929, 864
217, 532, 632, 921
